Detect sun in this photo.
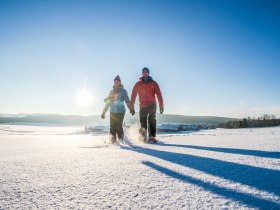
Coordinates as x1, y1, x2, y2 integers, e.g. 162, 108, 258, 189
76, 88, 93, 107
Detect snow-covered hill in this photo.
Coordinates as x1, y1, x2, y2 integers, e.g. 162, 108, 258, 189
0, 125, 279, 209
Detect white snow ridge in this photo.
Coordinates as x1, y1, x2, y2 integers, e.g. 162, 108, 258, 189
0, 125, 280, 209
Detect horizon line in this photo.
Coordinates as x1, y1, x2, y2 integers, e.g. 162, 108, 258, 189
0, 112, 270, 119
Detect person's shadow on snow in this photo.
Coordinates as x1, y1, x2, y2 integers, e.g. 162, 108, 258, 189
142, 161, 280, 209
156, 143, 280, 159
123, 145, 280, 209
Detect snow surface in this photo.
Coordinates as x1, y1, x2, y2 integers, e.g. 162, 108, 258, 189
0, 125, 280, 209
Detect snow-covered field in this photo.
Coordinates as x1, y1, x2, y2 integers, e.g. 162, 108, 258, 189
0, 125, 280, 209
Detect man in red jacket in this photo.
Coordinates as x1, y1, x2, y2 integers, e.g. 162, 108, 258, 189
130, 67, 164, 142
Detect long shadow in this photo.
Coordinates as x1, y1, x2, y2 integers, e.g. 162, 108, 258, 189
157, 143, 280, 159
143, 161, 280, 209
123, 146, 280, 197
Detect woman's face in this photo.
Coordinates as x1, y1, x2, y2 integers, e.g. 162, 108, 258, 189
114, 80, 121, 86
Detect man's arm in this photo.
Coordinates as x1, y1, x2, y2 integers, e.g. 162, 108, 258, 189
130, 82, 139, 109
154, 82, 164, 109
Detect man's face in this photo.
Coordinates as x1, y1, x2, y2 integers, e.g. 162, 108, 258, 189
142, 70, 149, 78
114, 80, 121, 86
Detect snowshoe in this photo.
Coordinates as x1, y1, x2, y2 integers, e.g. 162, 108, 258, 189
119, 138, 126, 145
110, 136, 117, 144
139, 128, 148, 143
139, 134, 148, 143
148, 137, 157, 143
112, 141, 120, 146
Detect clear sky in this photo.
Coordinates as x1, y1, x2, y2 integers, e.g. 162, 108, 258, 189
0, 0, 279, 118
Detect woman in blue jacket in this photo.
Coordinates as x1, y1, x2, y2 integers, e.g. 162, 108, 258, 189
101, 75, 130, 144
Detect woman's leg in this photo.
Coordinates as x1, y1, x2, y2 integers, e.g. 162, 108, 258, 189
116, 113, 125, 140
110, 113, 117, 142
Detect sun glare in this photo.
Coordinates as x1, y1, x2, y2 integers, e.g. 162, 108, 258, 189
76, 88, 93, 107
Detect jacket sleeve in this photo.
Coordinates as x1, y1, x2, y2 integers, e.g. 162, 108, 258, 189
103, 90, 113, 113
103, 103, 110, 113
154, 81, 164, 108
130, 82, 139, 109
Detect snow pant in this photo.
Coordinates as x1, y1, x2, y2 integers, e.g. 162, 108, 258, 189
110, 112, 125, 140
139, 104, 157, 137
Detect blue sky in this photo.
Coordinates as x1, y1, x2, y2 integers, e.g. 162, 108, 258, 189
0, 0, 279, 117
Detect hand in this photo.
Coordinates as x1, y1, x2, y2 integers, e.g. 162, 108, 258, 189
130, 108, 135, 116
101, 112, 105, 119
160, 107, 164, 114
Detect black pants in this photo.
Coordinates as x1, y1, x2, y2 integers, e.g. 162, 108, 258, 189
139, 104, 157, 137
110, 113, 125, 140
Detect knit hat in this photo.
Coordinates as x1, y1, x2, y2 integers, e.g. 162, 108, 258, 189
114, 75, 121, 81
142, 67, 150, 73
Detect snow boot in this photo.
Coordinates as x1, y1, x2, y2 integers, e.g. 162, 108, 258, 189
148, 137, 157, 143
139, 128, 147, 143
110, 136, 117, 144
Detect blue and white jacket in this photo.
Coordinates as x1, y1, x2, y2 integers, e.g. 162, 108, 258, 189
103, 84, 130, 113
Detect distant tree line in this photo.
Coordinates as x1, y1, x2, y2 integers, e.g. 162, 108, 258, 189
218, 114, 280, 129
0, 114, 236, 126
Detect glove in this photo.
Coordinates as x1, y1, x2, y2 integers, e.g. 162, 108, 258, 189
101, 112, 105, 119
160, 107, 164, 114
130, 108, 135, 116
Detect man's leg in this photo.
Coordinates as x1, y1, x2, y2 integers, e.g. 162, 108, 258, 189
148, 104, 157, 138
139, 106, 149, 131
139, 106, 149, 140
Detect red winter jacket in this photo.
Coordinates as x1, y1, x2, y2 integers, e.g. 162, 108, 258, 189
131, 76, 164, 109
